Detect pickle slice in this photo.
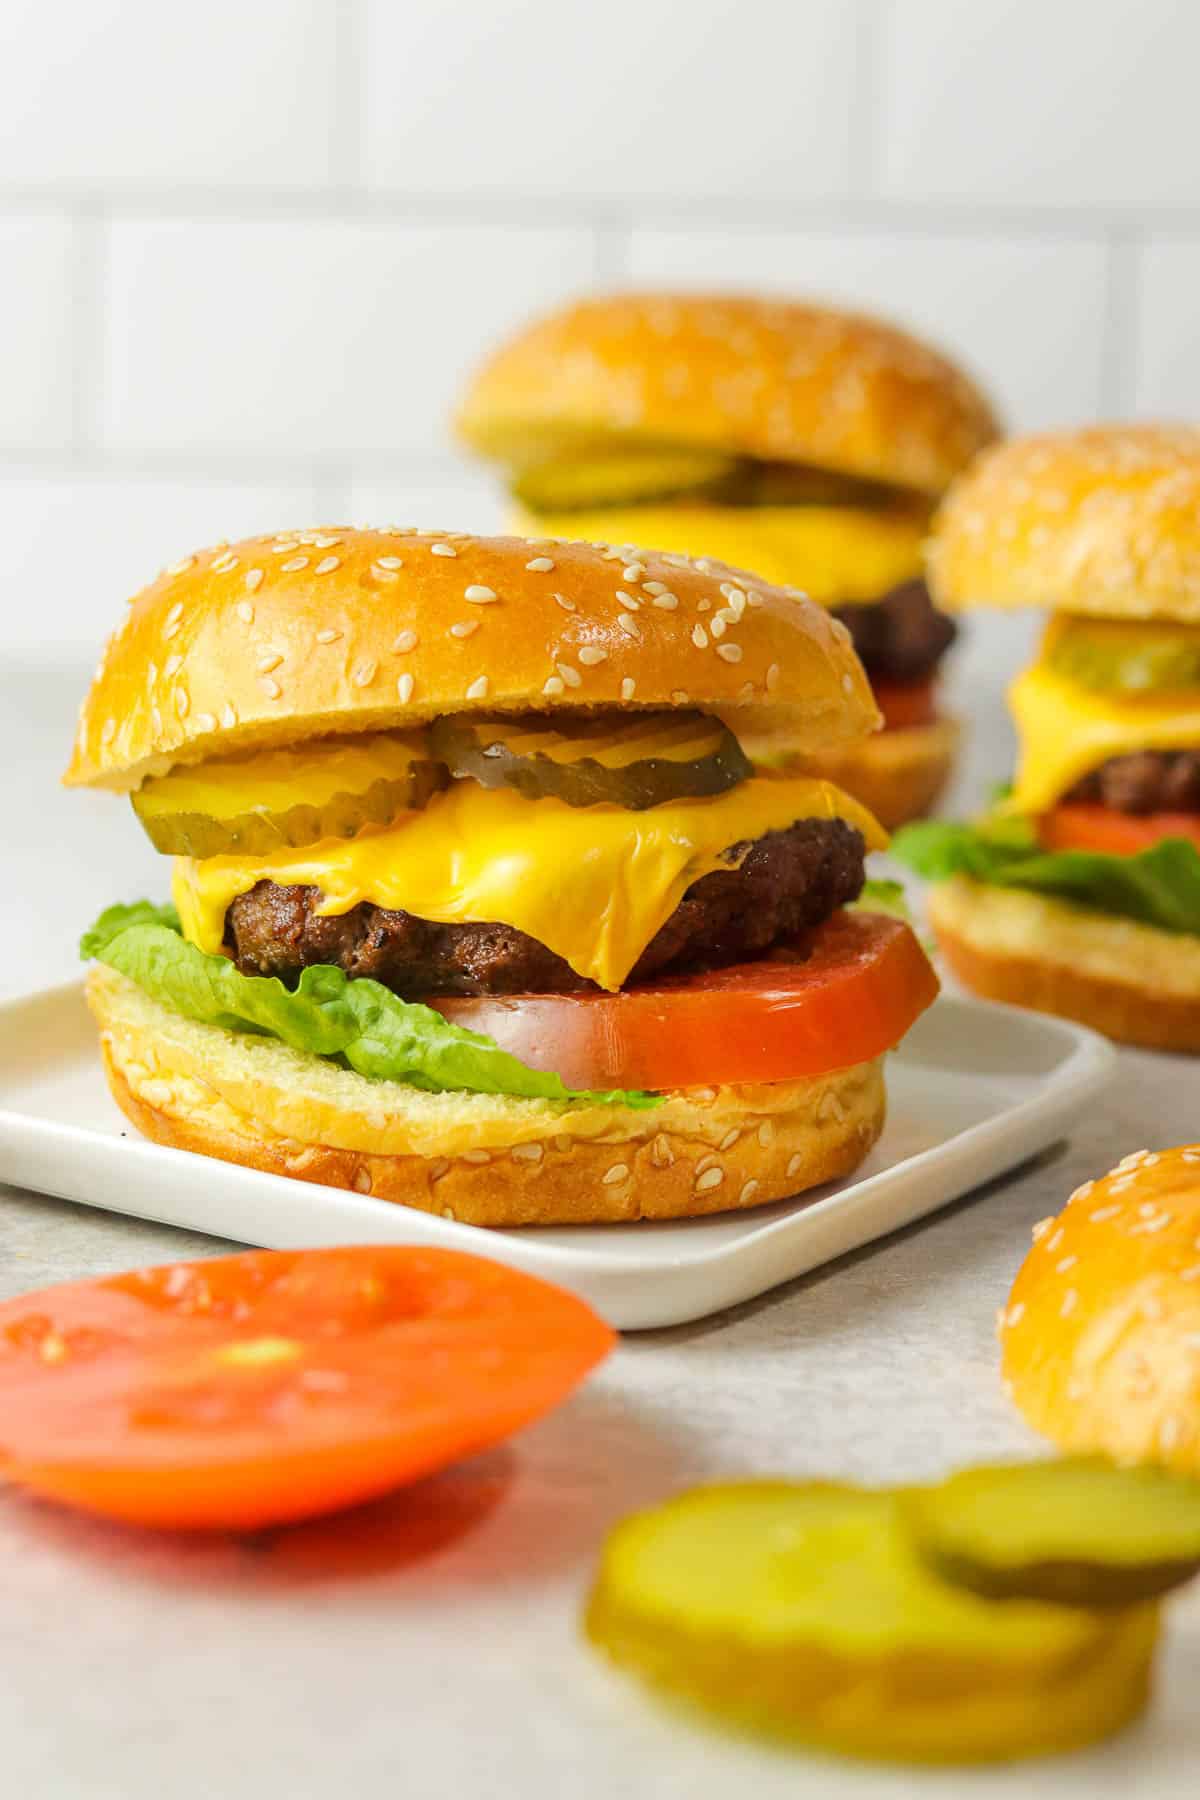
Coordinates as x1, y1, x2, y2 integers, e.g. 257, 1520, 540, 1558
905, 1460, 1200, 1608
586, 1481, 1159, 1764
512, 448, 740, 512
132, 731, 446, 858
430, 710, 752, 810
1046, 617, 1200, 694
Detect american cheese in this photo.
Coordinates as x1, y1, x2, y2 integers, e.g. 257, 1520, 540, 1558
513, 503, 927, 603
1010, 664, 1200, 814
173, 776, 886, 992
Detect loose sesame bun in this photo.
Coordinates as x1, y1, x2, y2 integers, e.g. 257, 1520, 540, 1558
65, 527, 879, 793
457, 294, 1000, 499
928, 877, 1200, 1053
90, 966, 885, 1228
929, 425, 1200, 623
808, 717, 960, 832
999, 1145, 1200, 1473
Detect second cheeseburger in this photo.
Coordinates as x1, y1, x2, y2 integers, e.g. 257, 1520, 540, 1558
67, 529, 937, 1226
456, 292, 1001, 826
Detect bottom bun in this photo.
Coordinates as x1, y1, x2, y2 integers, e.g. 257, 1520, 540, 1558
807, 717, 960, 831
929, 877, 1200, 1053
90, 967, 885, 1228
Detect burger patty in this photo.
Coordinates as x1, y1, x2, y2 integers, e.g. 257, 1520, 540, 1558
832, 578, 957, 685
1063, 751, 1200, 815
225, 818, 867, 998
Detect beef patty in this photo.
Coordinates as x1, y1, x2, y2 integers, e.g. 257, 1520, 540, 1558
1062, 751, 1200, 815
225, 817, 867, 998
832, 577, 957, 685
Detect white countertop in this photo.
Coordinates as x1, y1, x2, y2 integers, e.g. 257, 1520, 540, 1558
2, 657, 1197, 1799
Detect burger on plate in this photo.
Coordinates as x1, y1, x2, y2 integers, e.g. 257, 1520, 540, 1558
455, 293, 1001, 827
895, 425, 1200, 1053
67, 529, 938, 1227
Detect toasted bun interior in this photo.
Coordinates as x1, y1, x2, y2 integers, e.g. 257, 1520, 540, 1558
928, 877, 1200, 1053
457, 293, 999, 498
66, 528, 879, 791
90, 966, 886, 1228
1000, 1145, 1200, 1473
806, 717, 960, 831
929, 424, 1200, 623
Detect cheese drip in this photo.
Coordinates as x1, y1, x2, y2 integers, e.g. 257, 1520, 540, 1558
1010, 664, 1200, 815
512, 503, 927, 603
174, 777, 886, 992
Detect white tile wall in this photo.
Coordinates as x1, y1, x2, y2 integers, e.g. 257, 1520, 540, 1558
362, 0, 858, 202
0, 0, 1198, 674
627, 228, 1110, 431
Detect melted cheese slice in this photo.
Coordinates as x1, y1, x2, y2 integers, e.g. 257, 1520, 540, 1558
174, 776, 886, 992
513, 503, 926, 603
1010, 664, 1200, 814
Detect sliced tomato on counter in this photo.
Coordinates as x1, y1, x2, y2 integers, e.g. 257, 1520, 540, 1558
0, 1247, 614, 1531
1039, 803, 1200, 857
433, 913, 939, 1091
873, 679, 938, 732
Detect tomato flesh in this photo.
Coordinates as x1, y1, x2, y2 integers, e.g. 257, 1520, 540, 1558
432, 913, 938, 1091
0, 1247, 614, 1531
1039, 804, 1200, 857
874, 679, 938, 732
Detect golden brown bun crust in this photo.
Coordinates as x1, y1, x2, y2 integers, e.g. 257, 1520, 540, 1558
929, 424, 1200, 622
457, 293, 1000, 498
928, 878, 1200, 1053
1000, 1145, 1200, 1473
65, 527, 879, 791
807, 716, 960, 831
91, 964, 886, 1228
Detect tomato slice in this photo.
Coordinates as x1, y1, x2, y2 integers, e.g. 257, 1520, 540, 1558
1039, 804, 1200, 857
0, 1247, 614, 1531
432, 913, 938, 1091
873, 679, 937, 732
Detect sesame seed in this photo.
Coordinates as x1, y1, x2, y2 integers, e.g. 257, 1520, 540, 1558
165, 600, 183, 626
716, 642, 743, 663
211, 551, 238, 574
710, 614, 726, 638
621, 677, 636, 700
1047, 1228, 1064, 1252
695, 1166, 724, 1193
314, 556, 340, 576
739, 1180, 759, 1205
556, 663, 582, 688
397, 672, 414, 704
720, 1129, 740, 1150
765, 663, 781, 692
281, 556, 308, 573
315, 627, 341, 644
526, 557, 555, 572
554, 592, 576, 612
236, 600, 255, 624
261, 677, 281, 700
374, 554, 403, 571
618, 613, 639, 634
577, 645, 607, 666
1056, 1254, 1077, 1272
393, 629, 418, 653
1070, 1180, 1096, 1201
842, 674, 854, 694
671, 690, 690, 705
244, 568, 264, 592
352, 660, 377, 687
1180, 1264, 1200, 1282
542, 676, 565, 697
758, 1121, 775, 1148
164, 653, 182, 678
466, 675, 490, 701
100, 717, 116, 744
622, 564, 644, 581
313, 534, 341, 549
352, 1169, 372, 1194
1089, 1204, 1122, 1222
1131, 1214, 1172, 1234
166, 556, 194, 576
511, 1142, 543, 1163
696, 1153, 719, 1175
174, 687, 189, 716
1060, 1288, 1079, 1318
461, 1150, 489, 1165
603, 1164, 630, 1186
256, 652, 283, 674
651, 592, 679, 610
194, 712, 216, 733
697, 599, 711, 612
691, 624, 709, 649
615, 590, 640, 608
1139, 1201, 1158, 1216
1031, 1216, 1055, 1239
431, 543, 457, 558
221, 702, 237, 728
643, 581, 667, 596
1006, 1301, 1025, 1327
464, 585, 498, 604
450, 620, 479, 638
786, 1152, 804, 1177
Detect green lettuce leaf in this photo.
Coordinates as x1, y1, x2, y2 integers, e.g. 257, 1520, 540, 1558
81, 904, 660, 1108
892, 819, 1200, 937
850, 878, 911, 924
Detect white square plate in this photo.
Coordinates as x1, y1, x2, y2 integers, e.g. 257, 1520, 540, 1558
0, 982, 1112, 1329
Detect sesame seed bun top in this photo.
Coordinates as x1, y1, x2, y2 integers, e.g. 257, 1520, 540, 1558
456, 292, 1000, 499
64, 526, 880, 791
1000, 1144, 1200, 1475
928, 424, 1200, 623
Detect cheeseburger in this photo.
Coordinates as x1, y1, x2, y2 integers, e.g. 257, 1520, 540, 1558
896, 425, 1200, 1052
456, 293, 1001, 827
67, 528, 938, 1227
